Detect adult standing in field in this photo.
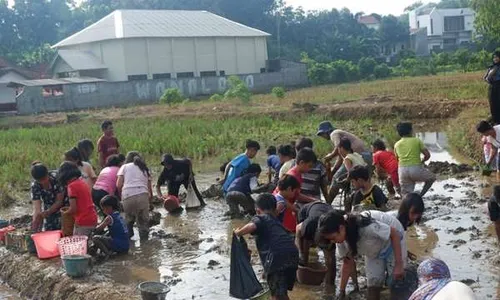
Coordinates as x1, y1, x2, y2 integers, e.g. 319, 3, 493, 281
477, 120, 500, 172
317, 121, 372, 202
222, 139, 261, 194
117, 151, 153, 240
97, 120, 120, 169
156, 154, 206, 206
30, 162, 65, 231
484, 51, 500, 124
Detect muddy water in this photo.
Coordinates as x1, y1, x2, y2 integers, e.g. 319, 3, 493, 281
1, 132, 499, 299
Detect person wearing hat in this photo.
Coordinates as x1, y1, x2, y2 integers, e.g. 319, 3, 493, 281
156, 154, 205, 206
316, 121, 372, 203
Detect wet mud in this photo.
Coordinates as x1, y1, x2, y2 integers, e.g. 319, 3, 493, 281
0, 133, 499, 299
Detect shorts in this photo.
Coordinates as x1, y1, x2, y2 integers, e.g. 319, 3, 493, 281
365, 235, 408, 287
73, 225, 95, 236
267, 267, 297, 297
489, 199, 500, 221
399, 165, 436, 194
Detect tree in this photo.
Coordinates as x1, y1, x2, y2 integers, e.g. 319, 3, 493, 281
436, 0, 471, 8
358, 57, 377, 78
472, 0, 500, 47
404, 1, 424, 12
453, 48, 471, 72
378, 15, 409, 55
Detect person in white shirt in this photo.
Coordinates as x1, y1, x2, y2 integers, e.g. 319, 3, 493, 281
409, 258, 476, 300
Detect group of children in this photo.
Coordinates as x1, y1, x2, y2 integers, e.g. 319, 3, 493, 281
226, 121, 453, 300
30, 120, 205, 257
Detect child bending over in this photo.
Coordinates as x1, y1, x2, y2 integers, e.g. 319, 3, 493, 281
93, 195, 130, 256
235, 194, 299, 300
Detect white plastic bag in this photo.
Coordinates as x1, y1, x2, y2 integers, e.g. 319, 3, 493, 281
185, 183, 201, 209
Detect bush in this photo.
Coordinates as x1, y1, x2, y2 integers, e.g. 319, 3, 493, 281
272, 87, 286, 99
374, 64, 392, 79
209, 93, 224, 102
159, 88, 184, 105
224, 76, 252, 103
358, 57, 377, 79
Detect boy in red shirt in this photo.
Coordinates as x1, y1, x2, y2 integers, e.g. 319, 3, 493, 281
97, 120, 120, 168
58, 161, 98, 236
372, 139, 401, 197
275, 147, 318, 232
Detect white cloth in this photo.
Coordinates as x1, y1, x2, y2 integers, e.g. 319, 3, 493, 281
279, 159, 295, 178
330, 130, 368, 153
432, 281, 477, 300
118, 163, 150, 200
487, 125, 500, 148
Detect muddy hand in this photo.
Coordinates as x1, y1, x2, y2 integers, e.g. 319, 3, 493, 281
393, 263, 404, 280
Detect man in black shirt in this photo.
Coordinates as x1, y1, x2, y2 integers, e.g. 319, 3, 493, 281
156, 154, 205, 206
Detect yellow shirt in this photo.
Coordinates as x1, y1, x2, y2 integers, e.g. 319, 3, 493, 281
394, 137, 424, 167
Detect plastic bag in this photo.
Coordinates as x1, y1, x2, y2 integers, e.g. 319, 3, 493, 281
229, 234, 263, 299
185, 183, 201, 209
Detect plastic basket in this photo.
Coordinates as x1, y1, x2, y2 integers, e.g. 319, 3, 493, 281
57, 235, 88, 256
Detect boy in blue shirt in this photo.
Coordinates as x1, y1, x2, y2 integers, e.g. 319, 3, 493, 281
222, 140, 261, 193
266, 146, 282, 185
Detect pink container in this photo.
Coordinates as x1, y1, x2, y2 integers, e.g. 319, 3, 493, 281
57, 235, 88, 256
31, 230, 62, 259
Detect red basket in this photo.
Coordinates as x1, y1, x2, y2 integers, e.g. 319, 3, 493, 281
57, 235, 88, 256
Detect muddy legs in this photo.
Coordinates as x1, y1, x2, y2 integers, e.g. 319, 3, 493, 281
420, 179, 435, 197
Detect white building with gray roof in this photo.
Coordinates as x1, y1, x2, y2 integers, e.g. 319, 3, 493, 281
50, 10, 271, 82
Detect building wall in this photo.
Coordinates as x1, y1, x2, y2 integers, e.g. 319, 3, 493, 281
0, 71, 29, 104
58, 36, 269, 81
16, 62, 308, 114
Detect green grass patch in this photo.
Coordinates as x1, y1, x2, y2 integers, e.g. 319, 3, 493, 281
0, 115, 400, 192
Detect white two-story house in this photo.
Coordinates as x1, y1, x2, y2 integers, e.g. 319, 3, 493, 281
409, 4, 475, 56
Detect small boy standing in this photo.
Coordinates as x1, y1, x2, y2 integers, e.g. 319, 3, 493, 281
488, 185, 500, 244
223, 140, 261, 194
394, 122, 436, 196
97, 120, 120, 169
235, 194, 299, 300
372, 139, 401, 196
266, 146, 282, 185
348, 165, 388, 212
274, 175, 301, 222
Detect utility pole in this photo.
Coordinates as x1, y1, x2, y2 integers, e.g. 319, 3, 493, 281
277, 11, 281, 58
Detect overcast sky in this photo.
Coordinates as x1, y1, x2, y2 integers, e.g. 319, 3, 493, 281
285, 0, 430, 16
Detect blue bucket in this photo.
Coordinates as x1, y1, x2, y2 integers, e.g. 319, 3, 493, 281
0, 220, 8, 229
62, 255, 92, 278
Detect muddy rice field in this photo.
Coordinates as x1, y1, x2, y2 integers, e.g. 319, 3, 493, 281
0, 131, 499, 299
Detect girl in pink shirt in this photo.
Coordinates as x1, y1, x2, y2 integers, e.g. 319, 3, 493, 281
92, 154, 125, 213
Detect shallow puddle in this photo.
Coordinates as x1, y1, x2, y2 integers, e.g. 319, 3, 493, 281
1, 132, 499, 299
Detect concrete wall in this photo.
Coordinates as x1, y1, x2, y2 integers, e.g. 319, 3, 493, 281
16, 62, 308, 115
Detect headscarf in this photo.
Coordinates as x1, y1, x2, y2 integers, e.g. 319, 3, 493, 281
409, 258, 451, 300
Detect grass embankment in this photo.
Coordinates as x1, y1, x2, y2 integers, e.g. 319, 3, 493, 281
447, 107, 488, 164
0, 72, 486, 130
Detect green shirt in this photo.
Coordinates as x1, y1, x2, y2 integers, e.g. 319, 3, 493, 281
394, 137, 424, 167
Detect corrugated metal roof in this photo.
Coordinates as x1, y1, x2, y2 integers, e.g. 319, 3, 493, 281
55, 50, 107, 71
7, 77, 105, 87
53, 10, 271, 48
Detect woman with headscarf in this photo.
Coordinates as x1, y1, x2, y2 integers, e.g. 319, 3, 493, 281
409, 258, 476, 300
484, 51, 500, 124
